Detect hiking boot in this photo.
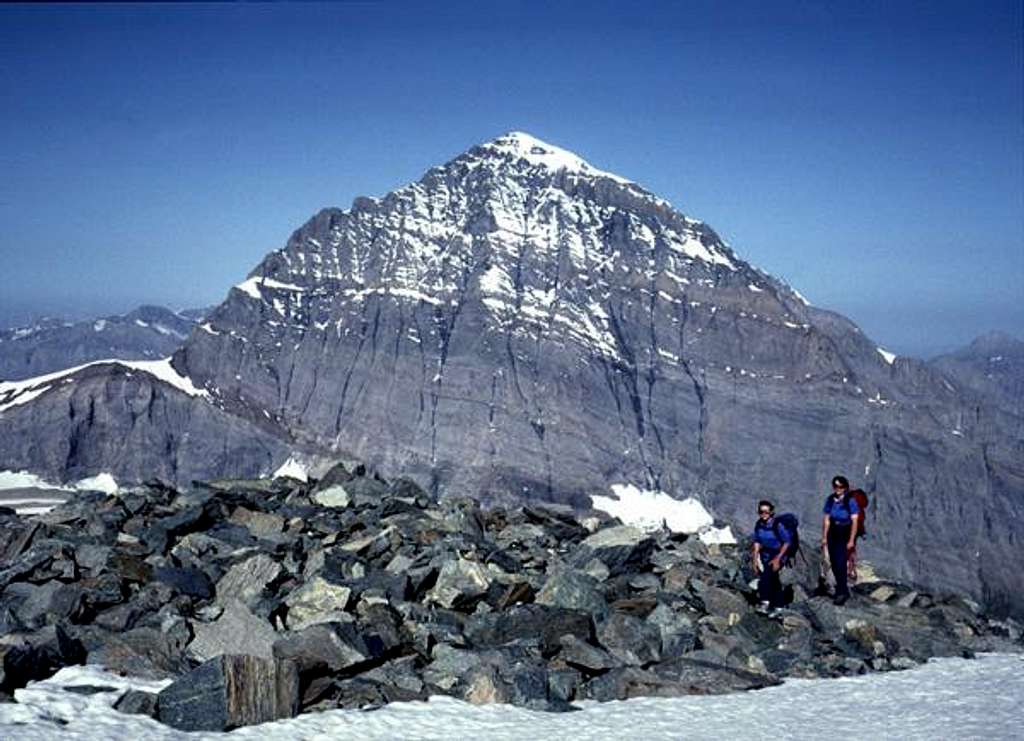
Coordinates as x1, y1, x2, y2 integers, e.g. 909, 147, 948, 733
756, 601, 770, 614
833, 593, 849, 606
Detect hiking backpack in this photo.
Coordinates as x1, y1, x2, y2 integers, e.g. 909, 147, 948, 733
846, 489, 870, 537
772, 513, 800, 565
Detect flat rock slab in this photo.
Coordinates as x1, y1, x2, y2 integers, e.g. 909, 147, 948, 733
466, 605, 593, 655
571, 526, 654, 578
215, 554, 282, 608
652, 656, 781, 693
188, 600, 277, 662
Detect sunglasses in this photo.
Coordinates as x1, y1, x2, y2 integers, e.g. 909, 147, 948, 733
758, 509, 772, 515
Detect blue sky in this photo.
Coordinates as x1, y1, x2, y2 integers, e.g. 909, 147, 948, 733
1, 1, 1020, 357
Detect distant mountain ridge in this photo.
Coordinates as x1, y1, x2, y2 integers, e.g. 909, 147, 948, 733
1, 132, 1021, 615
929, 332, 1024, 415
0, 305, 201, 381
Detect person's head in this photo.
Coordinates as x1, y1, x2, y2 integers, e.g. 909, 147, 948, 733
758, 499, 774, 519
831, 475, 849, 496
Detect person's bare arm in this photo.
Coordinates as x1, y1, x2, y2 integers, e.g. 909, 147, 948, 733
770, 540, 789, 571
847, 514, 859, 550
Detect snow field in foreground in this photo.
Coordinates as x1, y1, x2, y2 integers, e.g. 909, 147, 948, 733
1, 654, 1021, 741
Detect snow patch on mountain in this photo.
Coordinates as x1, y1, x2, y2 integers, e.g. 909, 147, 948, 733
0, 470, 58, 490
273, 456, 309, 482
234, 276, 308, 299
121, 359, 210, 398
483, 131, 633, 185
0, 470, 117, 514
74, 472, 119, 495
0, 358, 209, 413
592, 484, 736, 544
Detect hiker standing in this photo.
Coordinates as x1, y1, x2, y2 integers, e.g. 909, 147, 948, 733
822, 475, 860, 605
752, 499, 793, 612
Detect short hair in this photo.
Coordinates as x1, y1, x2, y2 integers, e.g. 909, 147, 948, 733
758, 499, 774, 512
832, 475, 849, 489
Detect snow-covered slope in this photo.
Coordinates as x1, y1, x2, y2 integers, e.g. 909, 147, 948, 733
2, 655, 1022, 740
0, 357, 209, 413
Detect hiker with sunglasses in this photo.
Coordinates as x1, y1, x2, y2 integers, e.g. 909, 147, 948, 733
752, 499, 793, 614
822, 475, 861, 605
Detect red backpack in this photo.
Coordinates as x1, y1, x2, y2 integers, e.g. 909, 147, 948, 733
847, 489, 870, 537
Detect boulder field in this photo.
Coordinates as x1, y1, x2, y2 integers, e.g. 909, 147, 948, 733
1, 463, 1020, 731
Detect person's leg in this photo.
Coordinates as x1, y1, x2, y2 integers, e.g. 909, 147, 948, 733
828, 529, 849, 598
758, 564, 772, 604
767, 567, 784, 608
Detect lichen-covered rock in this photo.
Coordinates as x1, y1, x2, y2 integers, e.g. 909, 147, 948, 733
283, 577, 353, 631
536, 568, 608, 618
427, 559, 491, 610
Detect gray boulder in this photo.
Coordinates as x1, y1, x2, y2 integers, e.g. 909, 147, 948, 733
156, 654, 299, 731
465, 604, 592, 655
596, 612, 662, 666
215, 554, 282, 608
535, 568, 608, 618
273, 622, 376, 674
82, 626, 190, 680
284, 576, 353, 631
571, 527, 654, 578
652, 655, 782, 693
427, 559, 492, 610
113, 689, 159, 718
188, 600, 277, 662
557, 634, 621, 673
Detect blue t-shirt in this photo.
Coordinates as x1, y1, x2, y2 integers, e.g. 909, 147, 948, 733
823, 495, 860, 526
753, 517, 793, 559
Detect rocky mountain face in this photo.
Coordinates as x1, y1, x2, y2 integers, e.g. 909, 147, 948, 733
1, 133, 1021, 614
0, 306, 196, 381
1, 466, 1019, 730
0, 362, 293, 485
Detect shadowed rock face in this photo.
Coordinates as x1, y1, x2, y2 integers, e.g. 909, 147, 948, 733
1, 132, 1021, 613
0, 363, 293, 484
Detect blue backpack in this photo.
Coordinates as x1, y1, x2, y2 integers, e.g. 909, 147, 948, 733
773, 513, 800, 566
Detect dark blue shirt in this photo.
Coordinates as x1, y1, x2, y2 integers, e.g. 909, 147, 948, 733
752, 517, 793, 560
823, 495, 860, 526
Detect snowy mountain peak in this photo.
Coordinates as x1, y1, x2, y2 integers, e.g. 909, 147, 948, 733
478, 131, 632, 185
